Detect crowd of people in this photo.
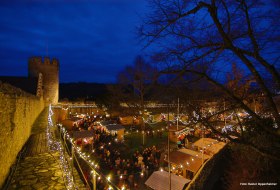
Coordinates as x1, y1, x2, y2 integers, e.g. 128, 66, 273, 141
64, 117, 163, 189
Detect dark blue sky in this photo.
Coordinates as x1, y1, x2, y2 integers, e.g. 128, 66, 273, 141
0, 0, 150, 83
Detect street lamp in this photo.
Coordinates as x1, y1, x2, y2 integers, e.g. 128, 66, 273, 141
167, 105, 171, 190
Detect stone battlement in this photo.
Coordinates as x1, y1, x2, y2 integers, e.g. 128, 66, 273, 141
28, 56, 59, 66
28, 56, 59, 104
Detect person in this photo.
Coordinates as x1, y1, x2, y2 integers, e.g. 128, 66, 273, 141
138, 154, 143, 165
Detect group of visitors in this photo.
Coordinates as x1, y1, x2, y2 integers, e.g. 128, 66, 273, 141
69, 121, 163, 189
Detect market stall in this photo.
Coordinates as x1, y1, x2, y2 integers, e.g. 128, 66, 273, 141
165, 150, 208, 179
145, 170, 191, 190
192, 138, 226, 156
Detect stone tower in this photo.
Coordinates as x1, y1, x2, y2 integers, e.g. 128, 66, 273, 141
28, 57, 59, 104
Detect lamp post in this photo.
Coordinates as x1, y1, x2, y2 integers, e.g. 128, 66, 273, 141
167, 104, 171, 190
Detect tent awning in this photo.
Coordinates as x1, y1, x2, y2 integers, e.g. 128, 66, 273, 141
168, 151, 204, 173
193, 138, 226, 155
178, 148, 210, 160
145, 171, 191, 190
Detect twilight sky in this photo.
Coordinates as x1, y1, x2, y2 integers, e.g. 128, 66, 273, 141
0, 0, 150, 83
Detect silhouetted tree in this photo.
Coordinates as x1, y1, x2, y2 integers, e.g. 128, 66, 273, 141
108, 56, 159, 128
140, 0, 280, 159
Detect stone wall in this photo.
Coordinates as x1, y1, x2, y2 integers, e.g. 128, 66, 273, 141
186, 146, 229, 190
0, 82, 45, 188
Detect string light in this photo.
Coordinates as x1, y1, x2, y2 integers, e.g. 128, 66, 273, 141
56, 105, 228, 189
59, 125, 121, 190
52, 104, 98, 108
47, 105, 75, 190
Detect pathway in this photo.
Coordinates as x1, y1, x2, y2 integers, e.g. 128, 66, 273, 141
7, 108, 86, 190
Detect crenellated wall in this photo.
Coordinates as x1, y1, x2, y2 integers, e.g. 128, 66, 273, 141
28, 56, 59, 104
0, 82, 45, 187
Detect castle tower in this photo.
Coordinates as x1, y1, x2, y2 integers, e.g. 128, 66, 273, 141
28, 56, 59, 104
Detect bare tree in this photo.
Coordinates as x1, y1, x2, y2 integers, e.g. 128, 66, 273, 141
117, 56, 158, 112
139, 0, 280, 158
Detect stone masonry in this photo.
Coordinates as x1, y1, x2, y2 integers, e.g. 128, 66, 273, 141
7, 108, 86, 190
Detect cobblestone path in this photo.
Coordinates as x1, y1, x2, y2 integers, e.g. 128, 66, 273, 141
9, 152, 65, 190
8, 108, 86, 190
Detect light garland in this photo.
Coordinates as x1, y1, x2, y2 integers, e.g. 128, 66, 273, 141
47, 105, 75, 190
52, 104, 98, 108
59, 125, 121, 190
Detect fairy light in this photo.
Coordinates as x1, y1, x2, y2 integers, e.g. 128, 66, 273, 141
58, 117, 149, 190
47, 105, 75, 190
62, 141, 113, 188
107, 176, 111, 181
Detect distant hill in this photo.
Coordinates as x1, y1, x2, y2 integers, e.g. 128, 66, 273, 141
59, 82, 110, 101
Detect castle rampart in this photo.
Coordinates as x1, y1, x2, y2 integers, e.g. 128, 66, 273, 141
0, 82, 44, 187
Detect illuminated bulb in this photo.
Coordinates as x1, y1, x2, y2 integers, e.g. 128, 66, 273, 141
141, 172, 144, 176
107, 176, 111, 181
120, 175, 123, 179
187, 162, 189, 165
160, 168, 163, 172
192, 158, 194, 161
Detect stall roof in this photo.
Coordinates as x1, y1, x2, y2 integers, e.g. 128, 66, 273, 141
193, 138, 226, 155
206, 142, 226, 155
145, 171, 190, 190
168, 151, 205, 173
193, 138, 218, 149
178, 148, 210, 160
